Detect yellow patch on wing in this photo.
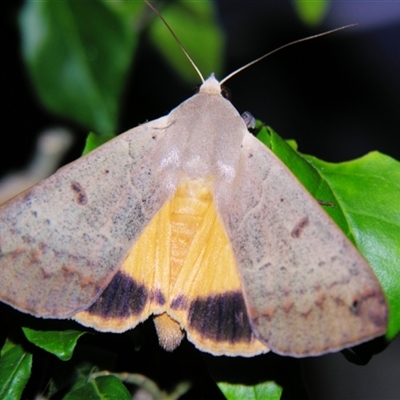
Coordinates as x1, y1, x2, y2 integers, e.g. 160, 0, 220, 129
75, 178, 268, 356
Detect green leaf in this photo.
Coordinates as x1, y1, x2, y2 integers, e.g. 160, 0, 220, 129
64, 375, 131, 400
101, 0, 145, 18
258, 128, 400, 341
149, 0, 224, 83
19, 0, 140, 135
292, 0, 330, 26
82, 132, 115, 155
22, 328, 85, 361
67, 363, 98, 394
0, 341, 14, 358
218, 381, 283, 400
305, 152, 400, 340
0, 341, 32, 400
267, 130, 350, 237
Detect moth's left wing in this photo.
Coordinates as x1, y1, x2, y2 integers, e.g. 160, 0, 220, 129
217, 132, 388, 357
0, 117, 178, 320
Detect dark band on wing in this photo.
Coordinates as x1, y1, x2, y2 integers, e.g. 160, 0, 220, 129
188, 291, 254, 343
152, 289, 166, 305
171, 295, 188, 310
87, 271, 148, 318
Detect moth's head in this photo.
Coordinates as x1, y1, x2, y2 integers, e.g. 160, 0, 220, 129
199, 74, 222, 95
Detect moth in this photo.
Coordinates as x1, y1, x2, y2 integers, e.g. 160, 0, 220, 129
0, 16, 387, 357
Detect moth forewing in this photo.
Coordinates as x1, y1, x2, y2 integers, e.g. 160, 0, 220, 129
0, 118, 177, 318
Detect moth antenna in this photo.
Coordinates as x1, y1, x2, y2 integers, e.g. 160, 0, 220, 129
145, 0, 205, 83
220, 24, 358, 86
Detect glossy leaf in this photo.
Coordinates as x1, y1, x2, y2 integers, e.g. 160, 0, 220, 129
19, 0, 139, 135
0, 341, 32, 400
304, 152, 400, 340
22, 328, 85, 361
218, 381, 283, 400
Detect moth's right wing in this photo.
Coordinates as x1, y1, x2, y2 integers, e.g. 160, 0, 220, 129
217, 132, 388, 357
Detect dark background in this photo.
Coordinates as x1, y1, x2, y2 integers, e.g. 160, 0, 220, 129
1, 1, 400, 399
2, 1, 400, 175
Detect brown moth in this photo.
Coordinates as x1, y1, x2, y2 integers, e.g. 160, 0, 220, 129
0, 12, 387, 357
